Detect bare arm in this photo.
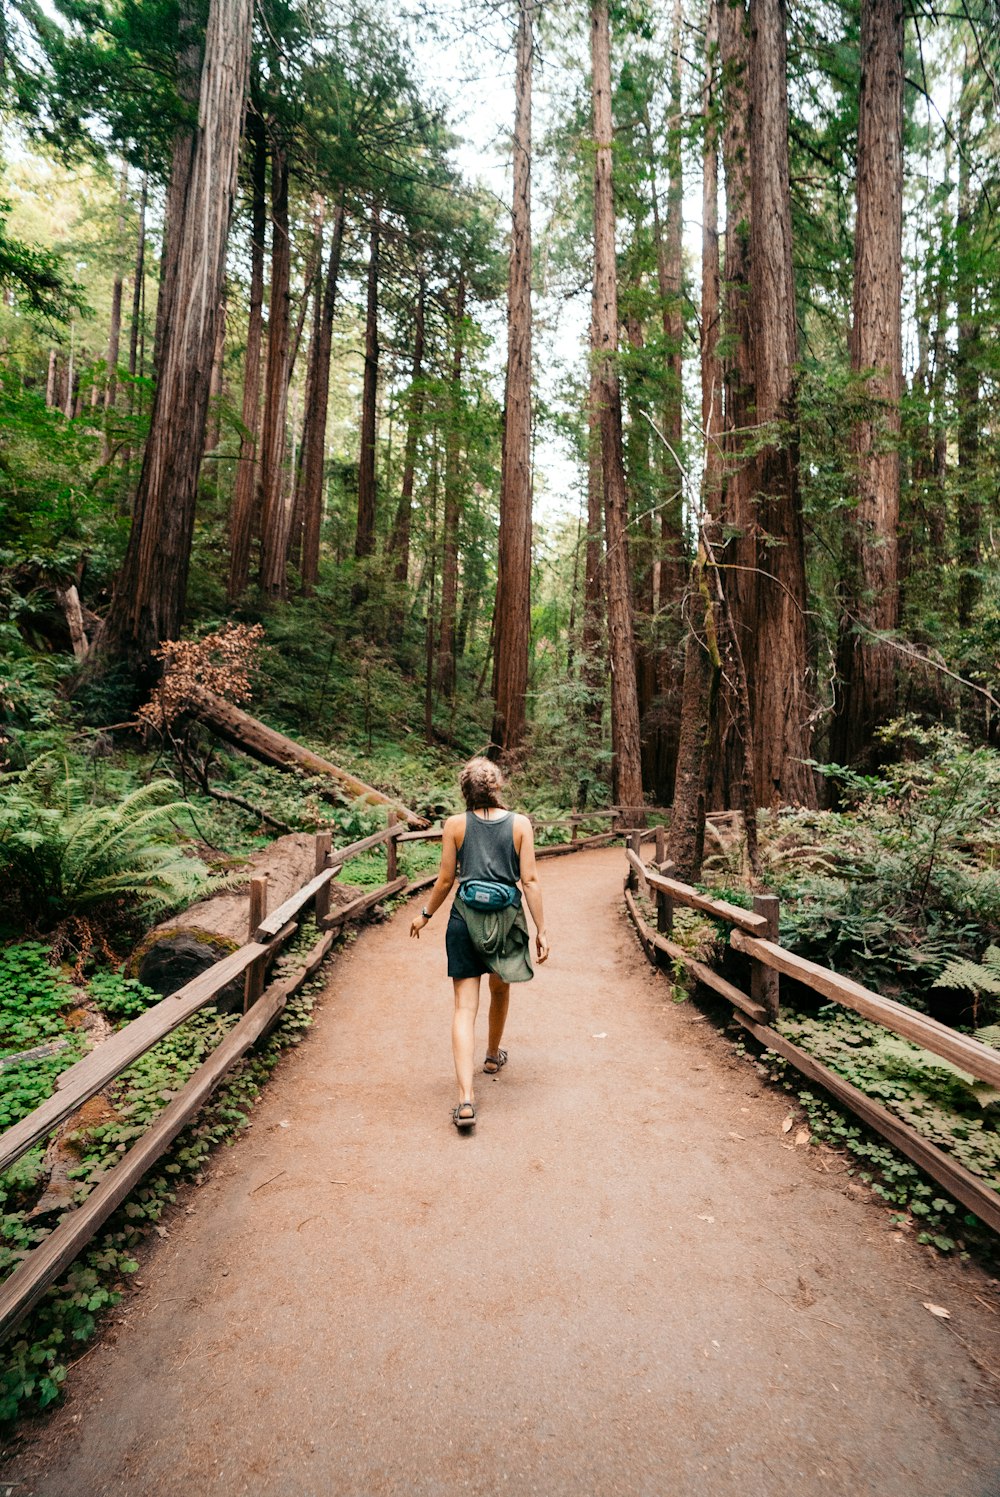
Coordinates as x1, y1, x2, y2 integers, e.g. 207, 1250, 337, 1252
515, 816, 549, 964
409, 816, 461, 938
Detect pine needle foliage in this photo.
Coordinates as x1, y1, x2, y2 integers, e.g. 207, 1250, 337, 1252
0, 759, 212, 927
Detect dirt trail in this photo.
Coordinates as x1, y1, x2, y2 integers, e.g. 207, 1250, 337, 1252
10, 847, 1000, 1497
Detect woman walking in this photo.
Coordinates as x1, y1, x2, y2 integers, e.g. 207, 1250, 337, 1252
410, 757, 549, 1130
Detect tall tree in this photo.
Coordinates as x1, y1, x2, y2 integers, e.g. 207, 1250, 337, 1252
389, 269, 427, 587
93, 0, 253, 684
590, 0, 643, 811
258, 131, 292, 598
298, 194, 346, 595
491, 0, 534, 757
228, 106, 267, 602
742, 0, 813, 805
955, 44, 982, 629
438, 272, 467, 696
832, 0, 904, 762
354, 206, 381, 571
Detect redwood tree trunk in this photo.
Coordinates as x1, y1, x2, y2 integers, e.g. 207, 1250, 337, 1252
258, 134, 292, 598
491, 0, 533, 758
354, 207, 380, 569
831, 0, 904, 764
955, 49, 980, 629
701, 0, 723, 493
743, 0, 814, 805
92, 0, 252, 687
298, 196, 345, 595
437, 273, 466, 698
591, 0, 644, 812
228, 107, 267, 602
389, 271, 427, 587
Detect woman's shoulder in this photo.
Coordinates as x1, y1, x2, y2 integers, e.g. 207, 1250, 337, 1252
443, 811, 467, 837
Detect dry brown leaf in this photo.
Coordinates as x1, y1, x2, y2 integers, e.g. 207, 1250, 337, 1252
922, 1302, 951, 1319
794, 1127, 811, 1147
782, 1115, 794, 1134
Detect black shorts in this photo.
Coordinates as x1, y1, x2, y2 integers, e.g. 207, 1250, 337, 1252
446, 906, 491, 980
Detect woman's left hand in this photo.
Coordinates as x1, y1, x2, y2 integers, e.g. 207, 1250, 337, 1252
409, 915, 427, 939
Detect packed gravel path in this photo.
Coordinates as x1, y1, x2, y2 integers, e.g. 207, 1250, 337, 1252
10, 847, 1000, 1497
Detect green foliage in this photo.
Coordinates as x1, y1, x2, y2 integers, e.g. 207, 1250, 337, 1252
87, 970, 159, 1025
734, 1014, 997, 1257
0, 943, 85, 1132
0, 759, 213, 928
763, 723, 1000, 1007
0, 937, 325, 1425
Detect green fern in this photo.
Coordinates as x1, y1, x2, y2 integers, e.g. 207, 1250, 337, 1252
934, 947, 1000, 999
0, 759, 212, 926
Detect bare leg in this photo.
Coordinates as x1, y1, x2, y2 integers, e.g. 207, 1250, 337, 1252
452, 976, 481, 1105
486, 973, 510, 1063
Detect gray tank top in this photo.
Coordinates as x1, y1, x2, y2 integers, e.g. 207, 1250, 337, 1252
457, 811, 520, 886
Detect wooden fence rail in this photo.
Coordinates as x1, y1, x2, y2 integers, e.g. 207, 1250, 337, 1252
0, 809, 630, 1342
623, 847, 1000, 1235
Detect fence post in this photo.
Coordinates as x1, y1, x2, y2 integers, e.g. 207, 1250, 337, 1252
244, 875, 269, 1012
627, 829, 641, 891
314, 831, 332, 927
655, 825, 666, 869
655, 858, 675, 936
571, 817, 579, 844
386, 809, 398, 881
751, 893, 780, 1021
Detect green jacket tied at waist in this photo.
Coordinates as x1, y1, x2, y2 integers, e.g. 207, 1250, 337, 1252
451, 895, 534, 985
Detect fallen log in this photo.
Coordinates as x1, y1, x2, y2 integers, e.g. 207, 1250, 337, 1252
129, 832, 359, 1004
185, 685, 428, 828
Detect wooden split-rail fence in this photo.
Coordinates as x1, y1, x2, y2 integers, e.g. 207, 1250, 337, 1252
623, 833, 1000, 1236
0, 811, 630, 1343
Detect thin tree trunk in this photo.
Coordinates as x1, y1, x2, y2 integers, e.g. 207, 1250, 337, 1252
701, 0, 723, 493
288, 198, 325, 574
299, 195, 346, 595
424, 437, 440, 744
591, 0, 644, 813
91, 0, 252, 688
128, 170, 148, 389
389, 270, 427, 587
491, 0, 534, 758
743, 0, 814, 805
227, 107, 267, 603
45, 349, 57, 407
437, 273, 466, 698
668, 554, 720, 881
956, 46, 981, 628
103, 161, 128, 441
831, 0, 904, 764
354, 207, 380, 575
258, 133, 292, 599
204, 283, 226, 454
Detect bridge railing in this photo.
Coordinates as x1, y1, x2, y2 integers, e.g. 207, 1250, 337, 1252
623, 835, 1000, 1236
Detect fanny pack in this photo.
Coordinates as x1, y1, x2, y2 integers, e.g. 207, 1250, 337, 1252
459, 879, 520, 910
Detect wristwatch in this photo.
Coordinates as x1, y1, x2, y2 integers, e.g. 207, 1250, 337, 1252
421, 907, 431, 920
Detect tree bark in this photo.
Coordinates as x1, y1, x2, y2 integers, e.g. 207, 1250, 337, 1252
227, 107, 267, 603
955, 47, 981, 629
91, 0, 252, 688
103, 161, 128, 427
299, 195, 346, 595
701, 0, 723, 494
491, 0, 534, 759
831, 0, 904, 764
743, 0, 814, 805
389, 271, 426, 587
258, 134, 292, 598
668, 555, 720, 881
287, 199, 325, 575
590, 0, 644, 813
127, 170, 148, 387
437, 273, 466, 698
354, 207, 380, 570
